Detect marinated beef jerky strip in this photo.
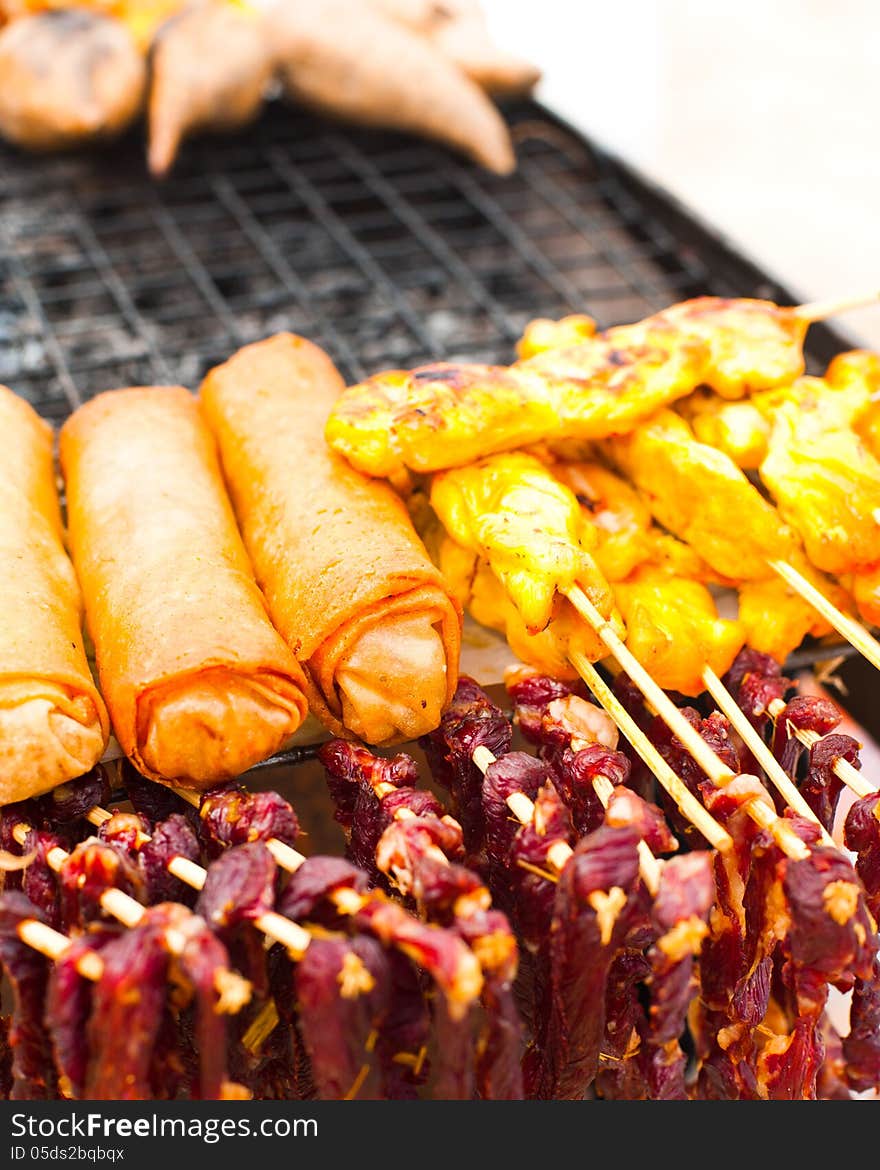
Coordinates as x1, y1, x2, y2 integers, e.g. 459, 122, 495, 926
0, 892, 57, 1099
771, 695, 840, 779
58, 839, 145, 932
294, 935, 390, 1100
86, 903, 247, 1100
200, 333, 462, 746
138, 814, 202, 907
60, 386, 309, 789
527, 825, 642, 1100
420, 676, 512, 855
0, 384, 108, 804
635, 851, 714, 1100
196, 841, 278, 993
481, 752, 553, 892
321, 739, 523, 1099
45, 927, 118, 1099
842, 956, 880, 1094
197, 785, 300, 859
843, 792, 880, 924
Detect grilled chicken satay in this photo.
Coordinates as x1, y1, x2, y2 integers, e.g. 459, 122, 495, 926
147, 0, 274, 176
430, 452, 623, 673
0, 10, 146, 150
604, 410, 852, 661
440, 455, 744, 695
327, 322, 711, 481
327, 296, 819, 482
269, 0, 515, 175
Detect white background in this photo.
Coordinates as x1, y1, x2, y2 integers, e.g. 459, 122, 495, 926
483, 0, 880, 345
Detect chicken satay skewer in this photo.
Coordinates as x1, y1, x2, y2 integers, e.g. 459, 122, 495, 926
431, 454, 807, 859
470, 743, 664, 894
764, 699, 875, 800
8, 818, 310, 955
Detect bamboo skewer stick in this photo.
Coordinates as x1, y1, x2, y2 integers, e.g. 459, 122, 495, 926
701, 666, 836, 847
563, 590, 807, 859
790, 290, 880, 323
471, 744, 662, 895
16, 919, 105, 982
11, 817, 312, 958
766, 698, 875, 800
766, 560, 880, 674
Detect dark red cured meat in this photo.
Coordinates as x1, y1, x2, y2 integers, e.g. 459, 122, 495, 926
278, 857, 370, 928
783, 843, 876, 986
594, 948, 651, 1099
648, 708, 740, 847
318, 739, 418, 830
84, 908, 171, 1099
32, 767, 113, 828
198, 786, 300, 858
85, 903, 241, 1100
174, 913, 241, 1100
481, 752, 552, 882
0, 892, 57, 1099
420, 676, 512, 856
723, 649, 791, 730
527, 825, 642, 1100
374, 950, 431, 1100
139, 814, 202, 906
58, 839, 145, 931
45, 927, 118, 1098
843, 793, 880, 920
294, 934, 390, 1100
196, 842, 276, 930
843, 957, 880, 1094
20, 828, 64, 929
604, 787, 677, 857
547, 746, 633, 838
801, 734, 859, 834
772, 695, 840, 778
505, 781, 573, 950
643, 852, 714, 1044
97, 812, 150, 859
506, 672, 585, 749
123, 766, 194, 826
635, 852, 714, 1101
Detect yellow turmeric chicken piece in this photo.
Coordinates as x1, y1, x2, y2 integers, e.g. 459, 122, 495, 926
544, 460, 654, 582
678, 391, 770, 470
604, 409, 802, 580
515, 312, 597, 360
326, 322, 710, 480
759, 377, 880, 578
429, 451, 620, 636
826, 349, 880, 459
612, 567, 744, 695
438, 536, 607, 676
657, 297, 808, 399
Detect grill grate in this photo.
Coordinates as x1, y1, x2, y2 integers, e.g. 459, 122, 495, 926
0, 99, 850, 426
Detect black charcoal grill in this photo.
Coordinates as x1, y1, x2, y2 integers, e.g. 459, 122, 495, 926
1, 99, 874, 849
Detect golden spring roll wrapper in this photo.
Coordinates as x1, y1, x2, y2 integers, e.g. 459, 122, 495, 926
59, 386, 310, 788
0, 385, 109, 803
199, 333, 462, 745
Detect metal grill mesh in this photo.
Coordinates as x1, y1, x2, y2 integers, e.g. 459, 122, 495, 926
0, 99, 848, 426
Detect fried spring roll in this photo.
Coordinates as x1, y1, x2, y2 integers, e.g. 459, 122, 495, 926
0, 385, 108, 803
199, 333, 462, 746
59, 387, 309, 789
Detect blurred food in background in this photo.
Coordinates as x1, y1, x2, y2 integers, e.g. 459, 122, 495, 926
0, 0, 540, 174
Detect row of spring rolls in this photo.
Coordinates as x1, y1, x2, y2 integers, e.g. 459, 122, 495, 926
1, 333, 461, 805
